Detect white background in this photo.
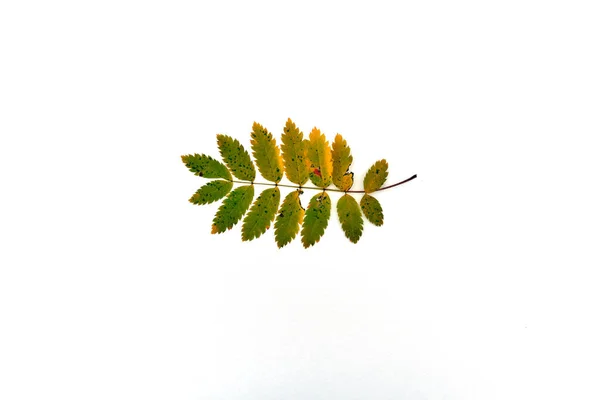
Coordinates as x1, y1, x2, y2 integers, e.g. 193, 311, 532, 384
1, 1, 599, 399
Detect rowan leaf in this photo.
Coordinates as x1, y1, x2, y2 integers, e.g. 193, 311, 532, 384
241, 187, 281, 241
280, 118, 309, 185
337, 194, 363, 243
306, 128, 333, 188
189, 180, 233, 205
211, 185, 254, 234
250, 122, 284, 182
274, 190, 305, 248
216, 134, 256, 181
181, 154, 231, 180
360, 194, 384, 226
331, 134, 354, 191
301, 192, 331, 248
363, 159, 388, 193
183, 122, 417, 246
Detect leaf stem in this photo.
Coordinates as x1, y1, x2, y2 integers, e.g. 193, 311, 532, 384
228, 174, 417, 193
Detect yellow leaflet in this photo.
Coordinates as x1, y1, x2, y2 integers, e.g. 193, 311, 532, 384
360, 194, 384, 226
216, 134, 256, 181
242, 187, 281, 241
363, 159, 388, 193
331, 134, 354, 191
301, 192, 331, 248
274, 190, 305, 248
211, 185, 255, 234
306, 128, 333, 188
250, 122, 284, 183
337, 194, 363, 243
280, 118, 309, 185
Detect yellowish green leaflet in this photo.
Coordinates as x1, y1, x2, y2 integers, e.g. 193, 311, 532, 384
241, 187, 281, 241
360, 194, 384, 226
363, 159, 388, 193
250, 122, 284, 183
337, 194, 363, 243
301, 192, 331, 248
331, 133, 354, 191
280, 118, 309, 185
274, 190, 305, 248
216, 134, 256, 181
181, 154, 231, 180
189, 180, 233, 205
211, 185, 254, 234
306, 128, 333, 188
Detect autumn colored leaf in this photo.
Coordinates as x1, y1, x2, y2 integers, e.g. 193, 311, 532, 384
306, 128, 333, 188
250, 122, 284, 183
211, 185, 254, 234
274, 190, 305, 248
241, 187, 281, 241
301, 192, 331, 248
280, 118, 309, 185
337, 194, 363, 243
360, 194, 384, 226
216, 134, 256, 181
331, 134, 354, 191
181, 154, 231, 180
189, 180, 233, 205
363, 159, 388, 193
183, 121, 416, 247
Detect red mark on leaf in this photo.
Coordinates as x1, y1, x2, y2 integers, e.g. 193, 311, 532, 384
313, 168, 322, 177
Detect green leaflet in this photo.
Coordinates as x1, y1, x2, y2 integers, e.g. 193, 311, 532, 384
181, 154, 232, 180
331, 134, 354, 191
360, 194, 384, 226
189, 180, 233, 205
216, 134, 256, 181
280, 118, 309, 185
211, 185, 255, 234
301, 192, 331, 248
306, 128, 333, 188
363, 159, 389, 193
250, 122, 284, 183
337, 194, 363, 243
242, 187, 281, 241
274, 190, 305, 248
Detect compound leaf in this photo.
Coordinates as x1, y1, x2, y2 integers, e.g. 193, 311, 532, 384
280, 118, 309, 185
250, 122, 284, 182
211, 185, 254, 234
331, 134, 354, 191
337, 194, 363, 243
306, 128, 333, 188
274, 190, 305, 248
360, 194, 384, 226
181, 154, 231, 180
217, 134, 256, 181
183, 122, 416, 247
363, 159, 388, 193
189, 180, 233, 205
242, 187, 281, 241
301, 192, 331, 248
